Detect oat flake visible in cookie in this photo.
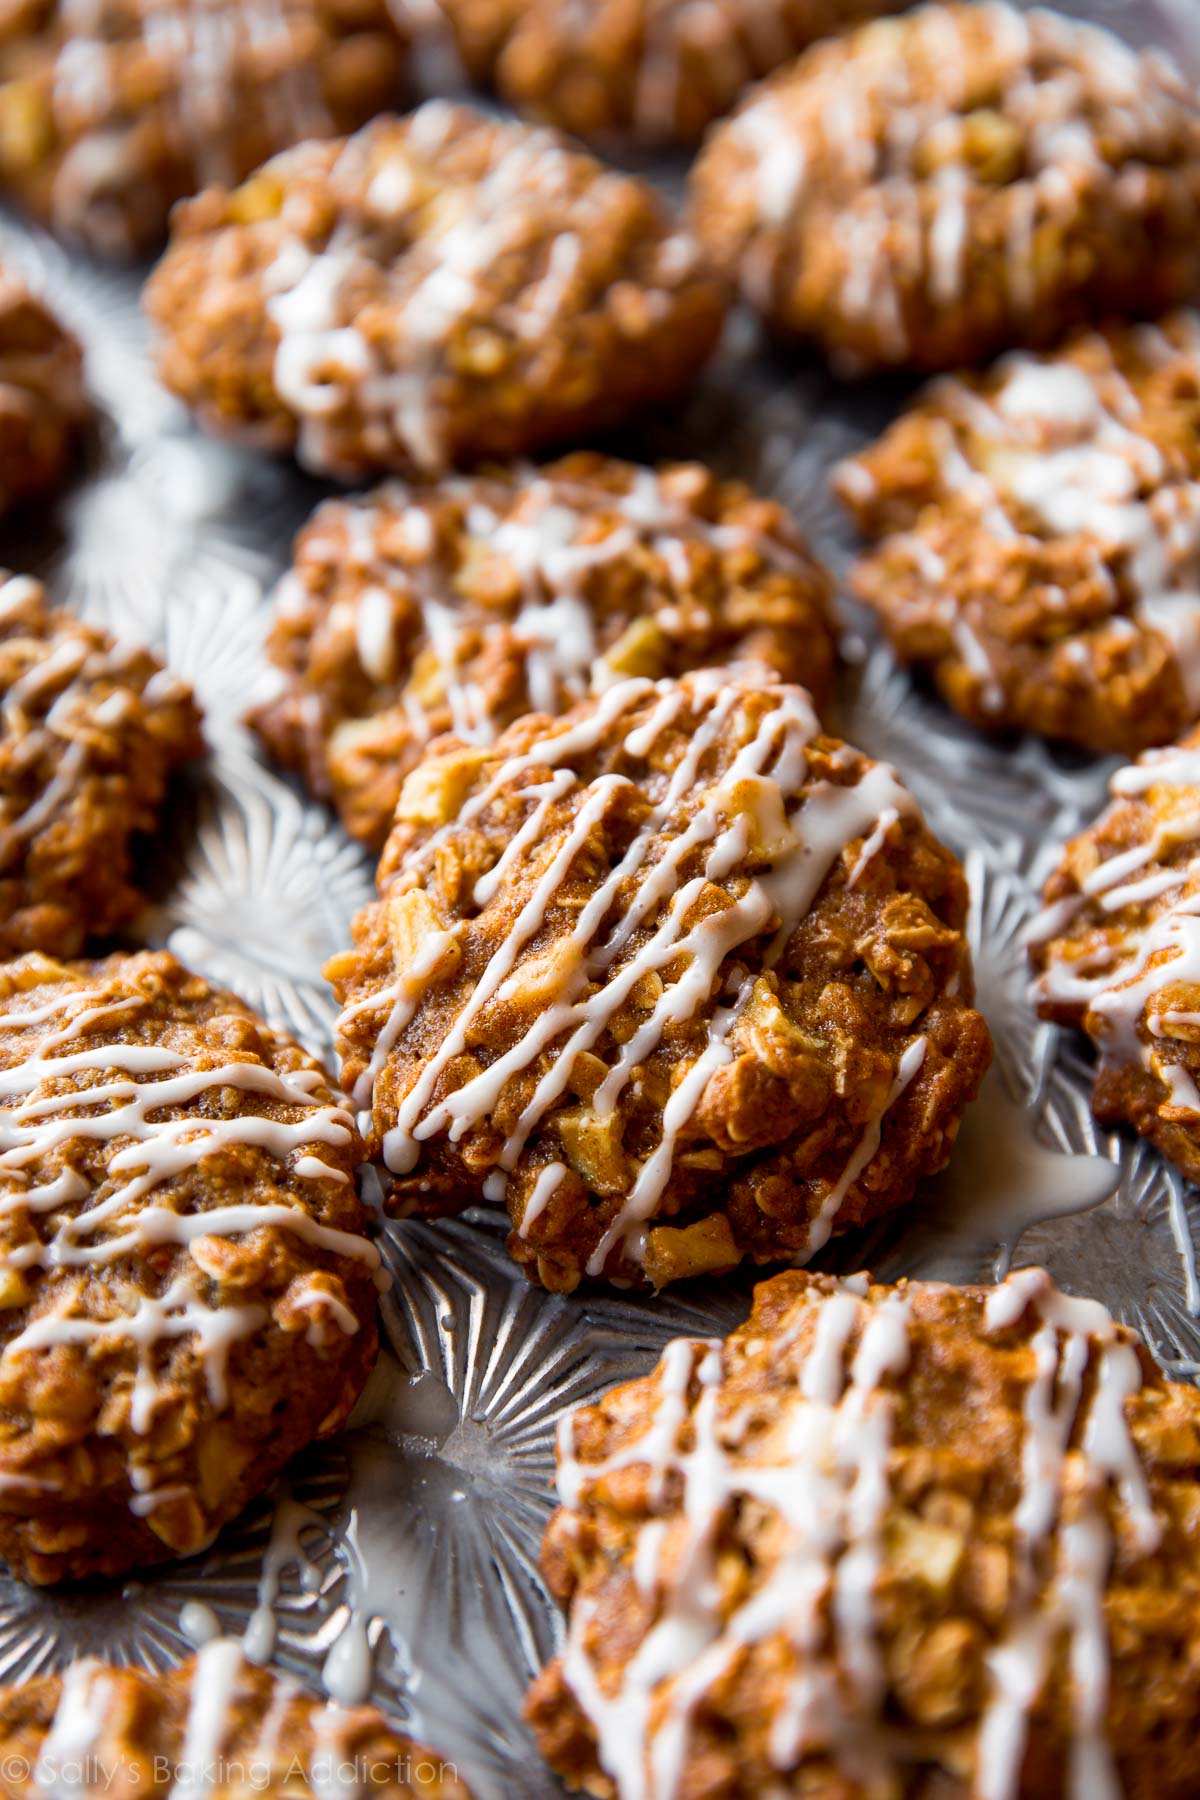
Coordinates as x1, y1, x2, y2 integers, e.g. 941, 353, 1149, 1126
691, 1, 1200, 372
528, 1265, 1200, 1798
836, 312, 1200, 753
249, 452, 836, 848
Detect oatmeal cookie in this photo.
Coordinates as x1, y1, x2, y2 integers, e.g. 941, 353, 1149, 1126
144, 101, 727, 482
0, 1640, 470, 1797
1028, 728, 1200, 1183
0, 949, 384, 1585
431, 0, 904, 147
326, 669, 991, 1293
0, 265, 86, 518
834, 313, 1200, 754
249, 453, 836, 849
0, 571, 202, 960
690, 2, 1200, 374
527, 1264, 1200, 1799
0, 0, 409, 256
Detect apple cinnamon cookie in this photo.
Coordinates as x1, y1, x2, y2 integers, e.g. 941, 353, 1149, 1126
433, 0, 904, 147
0, 572, 202, 960
0, 0, 409, 255
0, 1640, 470, 1796
144, 101, 727, 481
1029, 727, 1200, 1183
249, 453, 836, 849
0, 266, 87, 519
0, 949, 385, 1586
834, 313, 1200, 754
528, 1264, 1200, 1799
690, 2, 1200, 373
326, 669, 991, 1293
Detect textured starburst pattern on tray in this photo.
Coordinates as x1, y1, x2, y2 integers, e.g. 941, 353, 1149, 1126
0, 3, 1199, 1788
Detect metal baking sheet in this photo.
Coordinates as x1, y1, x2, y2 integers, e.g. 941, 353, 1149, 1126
2, 3, 1199, 1791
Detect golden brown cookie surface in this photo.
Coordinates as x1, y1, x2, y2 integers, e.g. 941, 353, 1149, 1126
0, 950, 382, 1585
0, 1641, 470, 1796
145, 102, 726, 481
433, 0, 904, 146
326, 669, 991, 1292
835, 312, 1200, 753
249, 453, 836, 849
0, 572, 202, 959
0, 268, 86, 517
691, 2, 1200, 373
0, 0, 409, 255
528, 1266, 1200, 1799
1030, 728, 1200, 1181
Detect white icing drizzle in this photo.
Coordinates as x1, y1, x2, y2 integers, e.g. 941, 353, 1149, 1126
244, 1483, 329, 1665
557, 1280, 915, 1798
977, 1268, 1159, 1800
35, 1659, 115, 1797
1029, 738, 1200, 1112
288, 460, 813, 761
842, 313, 1200, 710
730, 2, 1189, 358
0, 573, 191, 866
0, 973, 385, 1471
558, 1268, 1161, 1799
622, 0, 809, 141
169, 1638, 246, 1800
47, 0, 330, 249
261, 104, 702, 474
35, 1638, 387, 1799
356, 674, 921, 1271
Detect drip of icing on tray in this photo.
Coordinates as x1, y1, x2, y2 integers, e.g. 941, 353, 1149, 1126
866, 1066, 1120, 1286
243, 1483, 331, 1666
